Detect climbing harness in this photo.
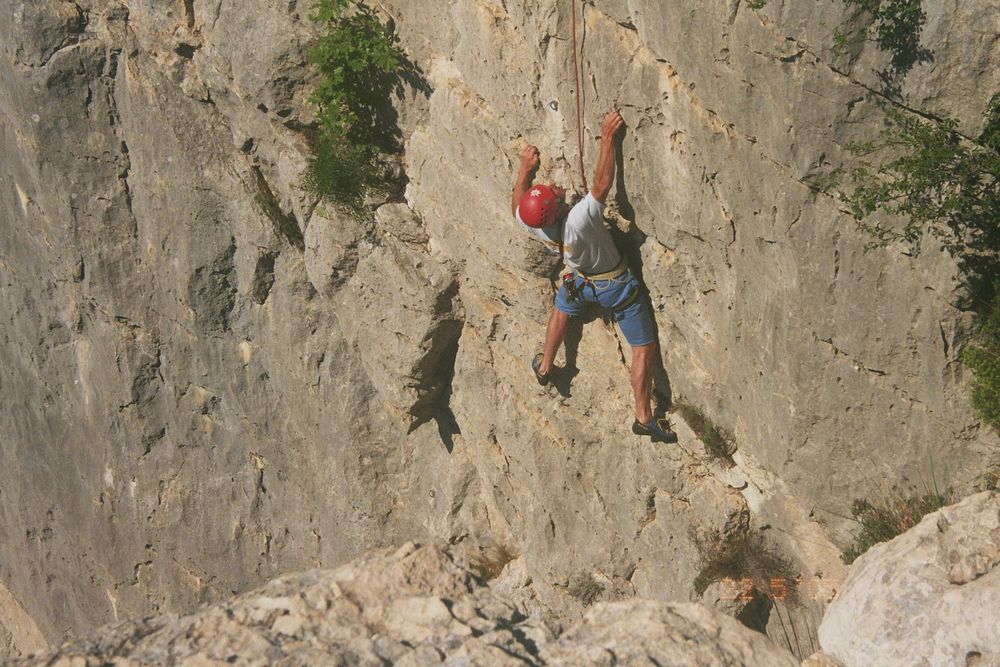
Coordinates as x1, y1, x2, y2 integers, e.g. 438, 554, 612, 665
561, 256, 641, 314
612, 281, 641, 313
578, 255, 639, 314
570, 0, 588, 192
579, 256, 628, 281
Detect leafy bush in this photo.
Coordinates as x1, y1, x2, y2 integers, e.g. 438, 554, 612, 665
306, 0, 402, 206
843, 94, 1000, 426
305, 133, 373, 205
841, 490, 950, 564
843, 97, 999, 265
963, 301, 1000, 431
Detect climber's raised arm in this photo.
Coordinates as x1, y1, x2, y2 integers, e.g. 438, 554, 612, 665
512, 145, 541, 216
590, 110, 625, 204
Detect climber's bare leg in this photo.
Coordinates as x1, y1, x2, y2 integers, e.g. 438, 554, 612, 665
540, 307, 570, 375
632, 341, 656, 425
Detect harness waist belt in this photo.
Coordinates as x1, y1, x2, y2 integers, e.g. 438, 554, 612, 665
578, 256, 628, 281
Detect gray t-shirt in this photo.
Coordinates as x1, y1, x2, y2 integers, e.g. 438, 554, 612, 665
516, 193, 622, 274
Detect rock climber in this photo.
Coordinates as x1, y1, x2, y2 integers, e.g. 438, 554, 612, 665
511, 109, 677, 444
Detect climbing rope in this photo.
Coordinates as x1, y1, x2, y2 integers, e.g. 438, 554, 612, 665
570, 0, 588, 192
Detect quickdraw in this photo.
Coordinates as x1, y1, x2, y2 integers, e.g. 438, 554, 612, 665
562, 272, 591, 304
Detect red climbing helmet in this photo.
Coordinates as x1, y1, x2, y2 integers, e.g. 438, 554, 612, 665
518, 184, 561, 228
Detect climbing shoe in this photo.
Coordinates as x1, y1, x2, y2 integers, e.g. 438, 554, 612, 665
632, 417, 678, 444
531, 353, 551, 386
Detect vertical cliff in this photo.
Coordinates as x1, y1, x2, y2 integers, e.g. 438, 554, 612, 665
1, 0, 996, 650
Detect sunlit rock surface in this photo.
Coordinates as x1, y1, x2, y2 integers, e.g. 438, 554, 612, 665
0, 0, 996, 654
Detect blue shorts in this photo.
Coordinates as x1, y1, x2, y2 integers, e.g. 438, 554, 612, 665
555, 270, 656, 347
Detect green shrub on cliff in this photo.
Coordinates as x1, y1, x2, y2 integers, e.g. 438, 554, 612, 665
964, 302, 1000, 431
842, 97, 999, 263
306, 0, 402, 206
672, 402, 737, 462
823, 0, 1000, 430
842, 94, 1000, 428
842, 491, 950, 564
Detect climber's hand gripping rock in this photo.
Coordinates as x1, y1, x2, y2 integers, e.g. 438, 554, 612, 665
599, 110, 625, 142
519, 144, 540, 174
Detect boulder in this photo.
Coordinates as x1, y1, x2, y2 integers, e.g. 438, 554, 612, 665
543, 599, 799, 666
819, 491, 1000, 667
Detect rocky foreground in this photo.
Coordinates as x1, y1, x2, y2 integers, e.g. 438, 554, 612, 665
16, 492, 1000, 666
18, 542, 799, 666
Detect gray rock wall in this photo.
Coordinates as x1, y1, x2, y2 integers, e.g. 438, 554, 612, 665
1, 0, 435, 642
0, 0, 996, 646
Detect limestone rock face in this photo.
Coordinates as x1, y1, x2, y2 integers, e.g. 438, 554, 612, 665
389, 0, 1000, 535
17, 542, 798, 666
819, 491, 1000, 667
0, 582, 45, 661
0, 0, 996, 653
801, 653, 845, 667
336, 235, 463, 421
543, 599, 799, 666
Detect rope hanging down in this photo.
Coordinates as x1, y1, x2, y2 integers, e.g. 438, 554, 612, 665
570, 0, 588, 192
